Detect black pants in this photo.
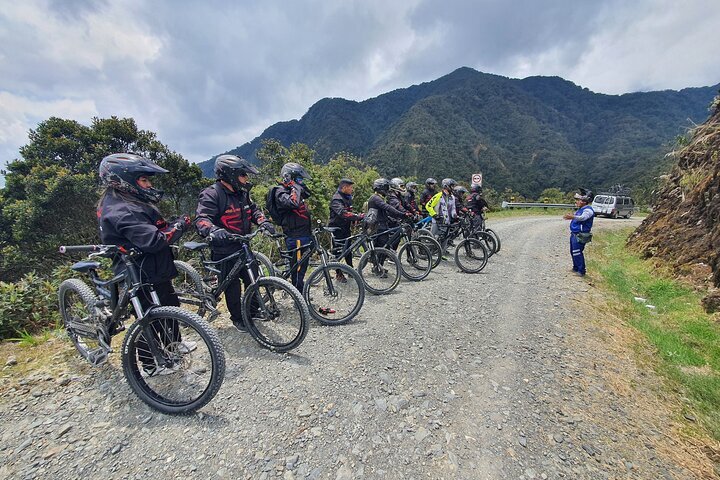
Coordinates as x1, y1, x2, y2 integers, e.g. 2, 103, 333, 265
333, 230, 354, 268
213, 251, 260, 326
136, 281, 181, 369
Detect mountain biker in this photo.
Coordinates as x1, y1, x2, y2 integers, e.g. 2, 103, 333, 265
562, 188, 595, 277
386, 178, 411, 250
273, 162, 313, 292
195, 154, 275, 332
328, 178, 363, 283
466, 183, 490, 229
426, 178, 458, 252
419, 178, 438, 216
368, 178, 410, 254
453, 186, 469, 214
404, 181, 420, 216
97, 152, 194, 373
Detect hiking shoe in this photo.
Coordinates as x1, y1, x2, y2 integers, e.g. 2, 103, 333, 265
177, 341, 197, 354
232, 320, 248, 333
379, 268, 389, 279
335, 271, 348, 283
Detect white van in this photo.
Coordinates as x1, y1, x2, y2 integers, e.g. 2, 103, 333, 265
591, 195, 635, 218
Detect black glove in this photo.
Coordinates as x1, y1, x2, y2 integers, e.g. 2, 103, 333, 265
260, 222, 276, 235
209, 228, 230, 243
170, 214, 192, 233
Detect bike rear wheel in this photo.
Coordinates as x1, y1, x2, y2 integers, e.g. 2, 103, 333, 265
304, 263, 365, 325
242, 277, 309, 352
122, 306, 226, 414
58, 279, 107, 365
475, 231, 498, 257
396, 240, 432, 281
486, 228, 501, 253
173, 260, 206, 317
454, 238, 489, 273
358, 248, 401, 295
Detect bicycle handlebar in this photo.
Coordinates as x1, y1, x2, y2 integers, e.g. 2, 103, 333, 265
59, 244, 109, 254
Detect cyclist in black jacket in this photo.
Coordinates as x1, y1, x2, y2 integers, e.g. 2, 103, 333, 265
328, 178, 363, 282
404, 182, 420, 216
195, 155, 275, 332
387, 178, 410, 250
419, 178, 437, 216
97, 153, 193, 373
273, 162, 313, 292
467, 183, 489, 229
368, 178, 410, 250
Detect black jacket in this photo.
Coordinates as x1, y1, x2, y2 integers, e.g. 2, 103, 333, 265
466, 193, 489, 214
403, 191, 419, 215
97, 190, 177, 283
368, 194, 405, 231
195, 181, 267, 254
419, 188, 436, 214
274, 182, 312, 238
329, 190, 362, 235
386, 192, 408, 226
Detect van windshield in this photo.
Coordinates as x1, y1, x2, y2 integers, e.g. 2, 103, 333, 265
593, 196, 608, 204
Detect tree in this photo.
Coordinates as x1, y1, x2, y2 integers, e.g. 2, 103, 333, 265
0, 116, 206, 281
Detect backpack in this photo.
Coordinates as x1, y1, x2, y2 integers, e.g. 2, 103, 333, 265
265, 186, 283, 224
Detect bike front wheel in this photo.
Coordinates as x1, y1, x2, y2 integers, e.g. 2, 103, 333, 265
122, 306, 226, 414
242, 277, 310, 352
454, 238, 489, 273
358, 248, 401, 295
396, 240, 432, 281
304, 263, 365, 325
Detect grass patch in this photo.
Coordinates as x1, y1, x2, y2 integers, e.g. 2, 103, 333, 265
588, 228, 720, 440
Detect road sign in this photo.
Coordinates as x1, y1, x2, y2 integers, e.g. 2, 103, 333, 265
471, 173, 482, 185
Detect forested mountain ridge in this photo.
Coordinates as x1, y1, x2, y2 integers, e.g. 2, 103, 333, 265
201, 67, 718, 197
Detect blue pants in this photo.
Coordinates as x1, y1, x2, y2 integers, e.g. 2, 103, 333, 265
570, 234, 586, 275
285, 236, 313, 292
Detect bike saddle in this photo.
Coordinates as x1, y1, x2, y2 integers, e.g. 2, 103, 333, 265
183, 241, 209, 251
71, 260, 100, 273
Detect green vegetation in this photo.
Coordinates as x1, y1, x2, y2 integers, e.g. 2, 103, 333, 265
203, 67, 718, 202
589, 229, 720, 440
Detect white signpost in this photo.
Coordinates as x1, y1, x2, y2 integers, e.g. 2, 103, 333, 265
471, 173, 483, 185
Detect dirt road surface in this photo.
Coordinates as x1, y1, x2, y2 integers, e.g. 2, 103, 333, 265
1, 215, 709, 479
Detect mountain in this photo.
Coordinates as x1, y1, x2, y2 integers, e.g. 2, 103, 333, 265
200, 67, 719, 197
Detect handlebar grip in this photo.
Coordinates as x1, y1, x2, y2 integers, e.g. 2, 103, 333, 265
59, 245, 103, 254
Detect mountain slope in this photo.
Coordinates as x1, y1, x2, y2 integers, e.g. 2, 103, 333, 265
201, 67, 718, 197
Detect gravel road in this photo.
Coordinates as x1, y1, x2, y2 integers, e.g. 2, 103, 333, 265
0, 215, 706, 479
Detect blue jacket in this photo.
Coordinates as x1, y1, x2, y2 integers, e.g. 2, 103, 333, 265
570, 205, 594, 233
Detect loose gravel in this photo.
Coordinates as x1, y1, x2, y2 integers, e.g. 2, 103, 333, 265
0, 216, 706, 479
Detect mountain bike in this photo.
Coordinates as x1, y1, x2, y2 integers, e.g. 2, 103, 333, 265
58, 244, 225, 414
255, 225, 366, 325
326, 228, 402, 295
452, 214, 490, 273
375, 222, 433, 281
171, 229, 310, 352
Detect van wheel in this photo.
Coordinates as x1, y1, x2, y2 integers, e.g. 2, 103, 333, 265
611, 211, 618, 219
625, 210, 633, 219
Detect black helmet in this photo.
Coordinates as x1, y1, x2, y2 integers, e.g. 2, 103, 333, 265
372, 178, 390, 193
406, 181, 418, 193
215, 154, 259, 193
453, 186, 468, 198
470, 183, 482, 194
574, 188, 592, 202
441, 178, 457, 190
425, 178, 437, 187
389, 177, 406, 193
281, 162, 311, 184
99, 153, 168, 203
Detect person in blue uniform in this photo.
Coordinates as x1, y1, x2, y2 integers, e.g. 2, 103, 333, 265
563, 188, 594, 276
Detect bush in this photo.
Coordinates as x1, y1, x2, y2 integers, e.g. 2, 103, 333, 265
0, 271, 61, 339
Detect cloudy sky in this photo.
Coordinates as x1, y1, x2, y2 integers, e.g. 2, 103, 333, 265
1, 0, 719, 172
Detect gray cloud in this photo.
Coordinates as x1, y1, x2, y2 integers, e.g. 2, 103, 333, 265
1, 0, 718, 173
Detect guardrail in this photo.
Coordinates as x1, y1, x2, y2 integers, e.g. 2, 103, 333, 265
501, 201, 574, 209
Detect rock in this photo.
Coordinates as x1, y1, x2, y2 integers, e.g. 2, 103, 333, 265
30, 388, 43, 398
283, 472, 296, 480
5, 356, 17, 367
414, 427, 430, 442
297, 404, 313, 418
111, 445, 122, 455
57, 424, 72, 438
389, 395, 409, 412
525, 468, 537, 479
335, 464, 352, 480
57, 377, 71, 386
582, 444, 596, 456
553, 433, 564, 443
683, 413, 697, 422
519, 436, 527, 448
